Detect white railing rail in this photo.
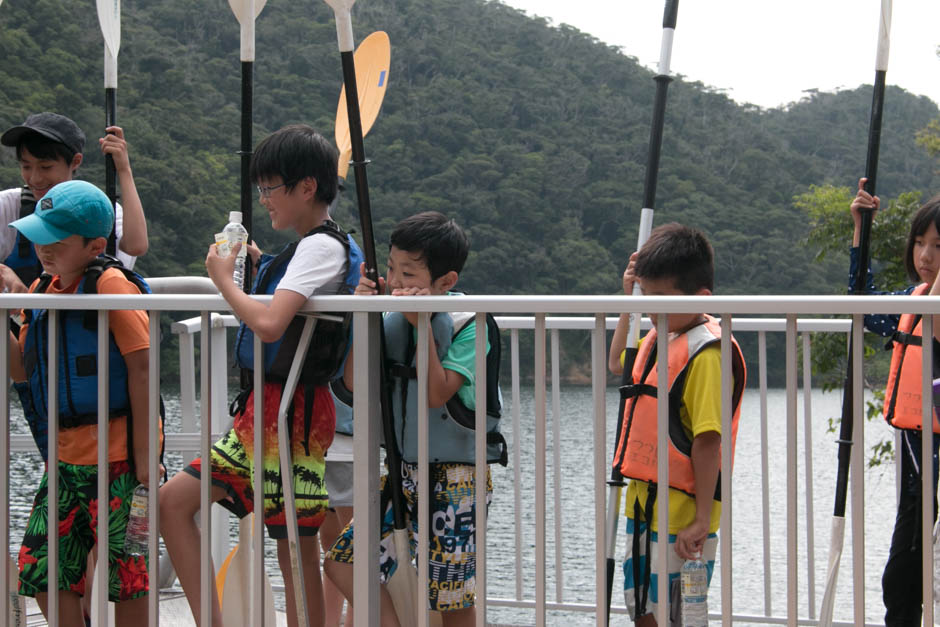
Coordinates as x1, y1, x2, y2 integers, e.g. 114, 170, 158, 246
1, 288, 937, 627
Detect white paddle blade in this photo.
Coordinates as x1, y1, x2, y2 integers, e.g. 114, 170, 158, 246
222, 516, 276, 627
324, 0, 357, 52
386, 529, 419, 626
7, 556, 25, 627
875, 0, 893, 72
228, 0, 268, 24
95, 0, 121, 59
817, 516, 845, 627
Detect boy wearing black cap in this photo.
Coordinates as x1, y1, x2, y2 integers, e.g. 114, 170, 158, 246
8, 179, 156, 626
0, 112, 148, 292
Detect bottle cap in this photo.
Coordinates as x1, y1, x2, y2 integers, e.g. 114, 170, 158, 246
229, 211, 242, 223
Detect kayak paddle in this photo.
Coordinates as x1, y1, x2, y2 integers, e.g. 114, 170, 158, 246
228, 0, 268, 290
605, 1, 678, 624
95, 0, 120, 255
818, 2, 892, 625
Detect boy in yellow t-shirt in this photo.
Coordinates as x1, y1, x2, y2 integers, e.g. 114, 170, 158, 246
608, 223, 746, 626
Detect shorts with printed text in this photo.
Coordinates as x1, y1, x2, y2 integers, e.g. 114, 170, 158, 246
18, 460, 149, 602
327, 462, 492, 611
185, 382, 334, 539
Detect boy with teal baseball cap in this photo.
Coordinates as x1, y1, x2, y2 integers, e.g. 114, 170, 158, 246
8, 179, 158, 625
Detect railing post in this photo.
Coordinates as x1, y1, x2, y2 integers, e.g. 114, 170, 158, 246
592, 314, 607, 627
851, 313, 865, 625
210, 316, 230, 565
352, 311, 381, 627
550, 327, 564, 603
758, 330, 772, 617
801, 331, 816, 620
785, 315, 797, 627
921, 313, 935, 625
534, 313, 547, 627
719, 315, 733, 626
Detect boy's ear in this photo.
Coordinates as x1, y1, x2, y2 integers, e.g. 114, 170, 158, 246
299, 176, 318, 201
434, 270, 459, 293
696, 287, 712, 297
69, 153, 82, 173
87, 237, 107, 256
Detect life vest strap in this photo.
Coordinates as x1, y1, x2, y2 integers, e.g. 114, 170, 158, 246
889, 329, 922, 348
618, 382, 657, 401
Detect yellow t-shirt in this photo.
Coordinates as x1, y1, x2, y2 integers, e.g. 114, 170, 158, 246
623, 342, 723, 534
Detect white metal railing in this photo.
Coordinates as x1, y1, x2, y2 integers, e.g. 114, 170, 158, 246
1, 288, 937, 627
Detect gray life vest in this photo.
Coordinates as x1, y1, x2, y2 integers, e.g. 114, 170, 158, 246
384, 310, 506, 465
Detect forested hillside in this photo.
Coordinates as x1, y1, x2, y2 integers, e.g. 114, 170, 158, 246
0, 0, 937, 381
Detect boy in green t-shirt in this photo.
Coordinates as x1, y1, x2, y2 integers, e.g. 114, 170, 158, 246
324, 211, 504, 627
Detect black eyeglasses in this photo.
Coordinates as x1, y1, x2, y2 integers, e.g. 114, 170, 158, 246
256, 180, 295, 198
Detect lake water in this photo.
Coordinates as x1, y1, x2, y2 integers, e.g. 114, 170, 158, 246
5, 386, 899, 625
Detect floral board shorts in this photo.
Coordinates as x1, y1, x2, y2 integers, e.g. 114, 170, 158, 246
327, 462, 492, 611
185, 381, 335, 539
18, 460, 148, 602
622, 516, 717, 625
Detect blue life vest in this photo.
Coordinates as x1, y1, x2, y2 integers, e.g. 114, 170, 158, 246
21, 256, 151, 458
233, 220, 364, 385
384, 309, 507, 465
330, 377, 354, 436
4, 188, 43, 287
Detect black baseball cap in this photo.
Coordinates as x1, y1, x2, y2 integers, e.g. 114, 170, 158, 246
1, 112, 85, 156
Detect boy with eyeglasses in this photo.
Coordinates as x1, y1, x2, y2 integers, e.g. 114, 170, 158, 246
160, 124, 359, 626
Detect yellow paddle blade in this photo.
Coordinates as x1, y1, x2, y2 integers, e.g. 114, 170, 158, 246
215, 544, 239, 600
335, 31, 390, 179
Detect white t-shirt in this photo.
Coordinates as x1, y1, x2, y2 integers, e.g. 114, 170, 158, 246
275, 230, 347, 298
0, 187, 134, 269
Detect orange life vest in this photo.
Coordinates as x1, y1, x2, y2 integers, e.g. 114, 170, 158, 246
883, 283, 940, 433
613, 315, 746, 498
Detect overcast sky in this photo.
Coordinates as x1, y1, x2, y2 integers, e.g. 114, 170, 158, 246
501, 0, 939, 109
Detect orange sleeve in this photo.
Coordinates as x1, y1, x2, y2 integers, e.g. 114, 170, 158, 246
97, 268, 150, 355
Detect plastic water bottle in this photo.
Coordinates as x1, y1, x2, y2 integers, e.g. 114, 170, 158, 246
219, 211, 248, 287
681, 552, 708, 627
123, 485, 149, 557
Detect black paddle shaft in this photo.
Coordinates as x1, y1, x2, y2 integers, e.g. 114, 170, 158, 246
240, 60, 253, 292
338, 48, 410, 531
834, 69, 887, 518
105, 87, 118, 256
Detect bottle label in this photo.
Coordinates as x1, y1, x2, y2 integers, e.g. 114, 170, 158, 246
215, 232, 231, 258
129, 492, 148, 519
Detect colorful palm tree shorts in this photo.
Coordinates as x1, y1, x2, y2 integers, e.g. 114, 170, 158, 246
18, 460, 148, 602
185, 381, 335, 539
327, 461, 492, 612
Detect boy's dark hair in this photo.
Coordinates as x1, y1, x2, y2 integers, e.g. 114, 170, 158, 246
16, 132, 79, 165
249, 124, 338, 206
905, 194, 940, 282
389, 211, 469, 281
634, 222, 714, 294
